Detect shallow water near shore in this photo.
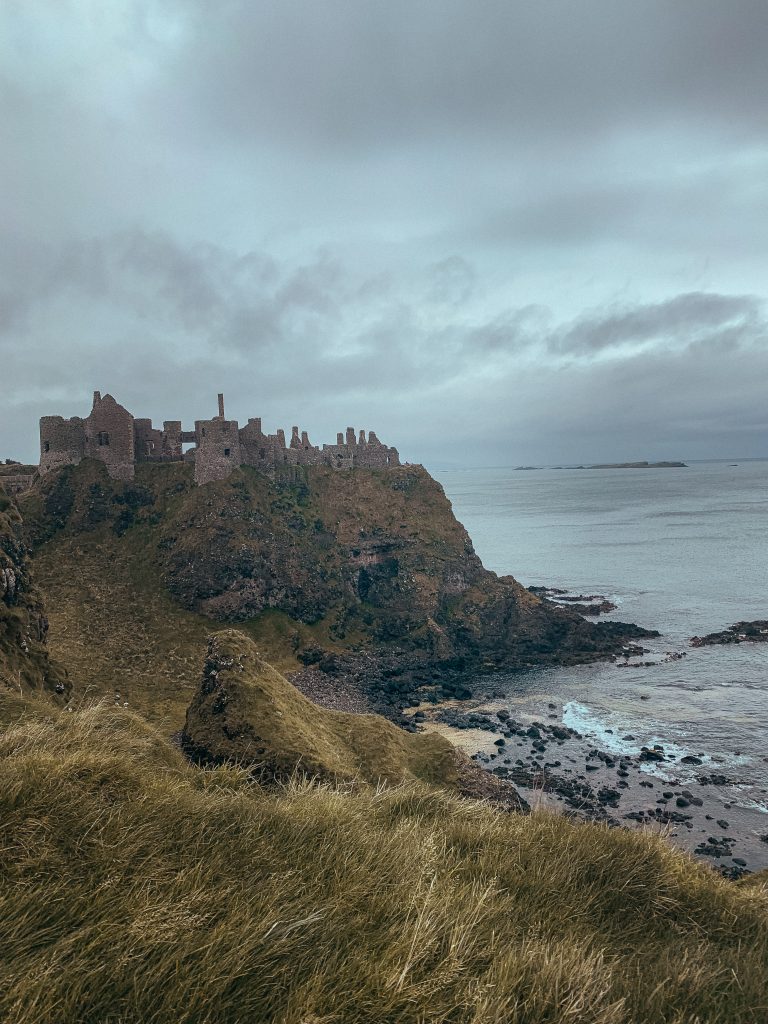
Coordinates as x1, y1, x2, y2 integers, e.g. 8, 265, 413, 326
437, 460, 768, 870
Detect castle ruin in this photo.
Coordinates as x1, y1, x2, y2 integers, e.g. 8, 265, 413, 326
39, 392, 400, 485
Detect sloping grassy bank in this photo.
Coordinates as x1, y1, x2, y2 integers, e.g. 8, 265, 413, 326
1, 690, 766, 1024
182, 629, 459, 786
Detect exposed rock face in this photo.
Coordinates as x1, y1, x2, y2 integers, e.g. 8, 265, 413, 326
690, 621, 768, 647
0, 486, 68, 695
152, 463, 653, 671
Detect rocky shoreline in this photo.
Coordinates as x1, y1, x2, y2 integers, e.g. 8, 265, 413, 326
289, 612, 658, 724
406, 699, 768, 879
289, 588, 768, 881
528, 585, 618, 616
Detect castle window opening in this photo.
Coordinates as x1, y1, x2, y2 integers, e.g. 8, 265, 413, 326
43, 441, 50, 452
224, 448, 231, 457
98, 431, 110, 447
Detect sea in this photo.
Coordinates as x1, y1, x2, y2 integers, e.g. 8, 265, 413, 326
438, 460, 768, 835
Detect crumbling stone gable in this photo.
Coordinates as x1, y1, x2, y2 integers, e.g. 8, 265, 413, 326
39, 390, 401, 485
84, 392, 135, 480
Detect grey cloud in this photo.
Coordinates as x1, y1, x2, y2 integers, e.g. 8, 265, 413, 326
550, 293, 764, 356
426, 256, 476, 307
160, 1, 768, 153
0, 231, 345, 353
464, 306, 548, 354
1, 2, 767, 470
0, 230, 490, 437
425, 340, 768, 468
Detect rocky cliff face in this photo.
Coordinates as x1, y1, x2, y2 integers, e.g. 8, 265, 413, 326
0, 486, 67, 695
20, 460, 653, 710
155, 463, 652, 688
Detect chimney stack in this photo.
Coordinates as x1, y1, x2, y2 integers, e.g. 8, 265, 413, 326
217, 393, 225, 418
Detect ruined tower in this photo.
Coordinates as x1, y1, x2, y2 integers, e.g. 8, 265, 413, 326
40, 391, 135, 481
193, 394, 242, 486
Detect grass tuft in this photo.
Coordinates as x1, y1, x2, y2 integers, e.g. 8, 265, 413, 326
1, 692, 766, 1023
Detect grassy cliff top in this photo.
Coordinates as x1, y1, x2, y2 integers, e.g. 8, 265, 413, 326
1, 688, 766, 1024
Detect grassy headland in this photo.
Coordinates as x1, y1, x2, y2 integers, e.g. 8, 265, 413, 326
16, 460, 654, 725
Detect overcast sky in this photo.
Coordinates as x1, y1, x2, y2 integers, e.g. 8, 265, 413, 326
2, 0, 767, 467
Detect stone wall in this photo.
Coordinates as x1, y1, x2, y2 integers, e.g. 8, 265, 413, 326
322, 429, 399, 470
134, 418, 183, 462
83, 393, 135, 481
39, 391, 401, 485
0, 474, 36, 495
194, 417, 242, 485
40, 415, 86, 474
239, 417, 285, 473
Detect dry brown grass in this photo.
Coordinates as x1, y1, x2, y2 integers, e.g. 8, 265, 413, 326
183, 629, 459, 788
1, 691, 767, 1024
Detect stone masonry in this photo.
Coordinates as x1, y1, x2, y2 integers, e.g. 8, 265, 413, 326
39, 392, 400, 485
0, 472, 36, 495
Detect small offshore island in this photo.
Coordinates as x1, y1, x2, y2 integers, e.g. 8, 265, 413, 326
580, 460, 688, 469
1, 393, 766, 1023
516, 460, 688, 470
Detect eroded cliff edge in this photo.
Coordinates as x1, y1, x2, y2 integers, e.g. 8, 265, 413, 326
0, 485, 68, 697
18, 460, 654, 720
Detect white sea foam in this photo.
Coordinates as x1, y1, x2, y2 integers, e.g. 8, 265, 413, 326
563, 701, 694, 764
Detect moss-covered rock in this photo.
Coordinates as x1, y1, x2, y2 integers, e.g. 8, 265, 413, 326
0, 484, 69, 697
182, 629, 460, 787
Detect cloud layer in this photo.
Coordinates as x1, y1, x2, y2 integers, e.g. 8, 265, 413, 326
1, 1, 767, 465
